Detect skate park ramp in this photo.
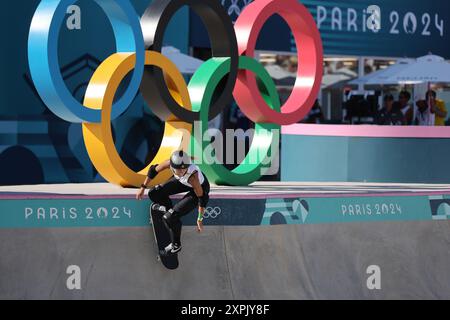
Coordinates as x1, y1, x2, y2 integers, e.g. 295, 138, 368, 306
1, 220, 450, 300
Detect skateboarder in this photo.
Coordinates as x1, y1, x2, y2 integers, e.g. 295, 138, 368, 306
136, 150, 210, 255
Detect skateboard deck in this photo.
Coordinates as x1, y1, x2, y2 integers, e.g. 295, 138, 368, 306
150, 206, 179, 270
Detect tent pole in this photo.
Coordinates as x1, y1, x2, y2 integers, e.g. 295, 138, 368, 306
428, 81, 432, 126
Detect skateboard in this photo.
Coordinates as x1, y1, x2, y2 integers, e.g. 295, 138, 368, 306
149, 205, 179, 270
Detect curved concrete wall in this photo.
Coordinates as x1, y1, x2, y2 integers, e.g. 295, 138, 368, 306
1, 221, 449, 299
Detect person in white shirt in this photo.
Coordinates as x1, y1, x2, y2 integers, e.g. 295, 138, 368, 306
136, 150, 210, 255
414, 100, 435, 126
398, 91, 413, 125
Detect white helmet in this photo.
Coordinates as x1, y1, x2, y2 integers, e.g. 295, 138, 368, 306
170, 150, 191, 170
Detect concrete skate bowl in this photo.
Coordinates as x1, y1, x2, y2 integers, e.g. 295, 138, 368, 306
1, 221, 450, 300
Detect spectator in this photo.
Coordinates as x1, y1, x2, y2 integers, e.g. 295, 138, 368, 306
414, 100, 435, 126
426, 90, 448, 126
376, 94, 405, 126
398, 90, 414, 125
302, 99, 324, 124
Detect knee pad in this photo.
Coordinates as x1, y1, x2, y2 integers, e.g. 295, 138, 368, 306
163, 208, 175, 223
151, 203, 166, 212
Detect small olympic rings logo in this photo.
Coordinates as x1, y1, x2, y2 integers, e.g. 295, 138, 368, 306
28, 0, 323, 188
203, 207, 222, 219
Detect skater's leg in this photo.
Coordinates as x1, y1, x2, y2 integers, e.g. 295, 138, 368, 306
149, 177, 191, 251
155, 178, 210, 254
166, 192, 199, 248
148, 177, 190, 211
169, 180, 211, 247
161, 210, 177, 245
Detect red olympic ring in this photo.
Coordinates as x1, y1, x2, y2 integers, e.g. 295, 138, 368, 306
234, 0, 323, 125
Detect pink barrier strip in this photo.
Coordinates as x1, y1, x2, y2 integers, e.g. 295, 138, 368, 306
282, 124, 450, 138
1, 191, 450, 200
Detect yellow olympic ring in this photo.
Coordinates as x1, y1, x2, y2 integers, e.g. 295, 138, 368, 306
82, 51, 192, 187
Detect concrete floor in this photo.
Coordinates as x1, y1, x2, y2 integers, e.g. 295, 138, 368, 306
1, 221, 450, 299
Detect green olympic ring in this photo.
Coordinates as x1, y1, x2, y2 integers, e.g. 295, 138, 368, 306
188, 56, 281, 186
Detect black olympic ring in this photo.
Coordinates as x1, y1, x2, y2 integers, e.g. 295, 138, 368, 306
140, 0, 239, 123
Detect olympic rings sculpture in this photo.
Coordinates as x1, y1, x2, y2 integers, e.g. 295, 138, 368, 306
28, 0, 323, 187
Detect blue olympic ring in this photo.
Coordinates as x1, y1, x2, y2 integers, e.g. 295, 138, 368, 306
28, 0, 145, 123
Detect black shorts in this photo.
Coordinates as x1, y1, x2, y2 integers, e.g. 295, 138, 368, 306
148, 174, 210, 213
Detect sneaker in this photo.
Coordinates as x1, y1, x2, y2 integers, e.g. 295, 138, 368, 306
163, 243, 174, 254
171, 243, 182, 254
160, 243, 181, 256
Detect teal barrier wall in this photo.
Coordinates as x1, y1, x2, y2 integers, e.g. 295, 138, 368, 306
281, 135, 450, 183
1, 195, 449, 228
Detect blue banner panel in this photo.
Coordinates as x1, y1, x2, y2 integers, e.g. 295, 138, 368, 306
191, 0, 450, 57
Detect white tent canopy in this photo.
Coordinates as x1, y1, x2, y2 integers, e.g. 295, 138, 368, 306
264, 64, 296, 80
349, 59, 413, 85
322, 74, 352, 88
378, 54, 450, 84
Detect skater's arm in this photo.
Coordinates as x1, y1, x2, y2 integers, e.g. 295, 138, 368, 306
144, 160, 171, 183
141, 176, 152, 188
188, 172, 208, 219
137, 160, 171, 200
190, 172, 206, 232
137, 175, 152, 200
156, 160, 171, 172
188, 172, 204, 199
